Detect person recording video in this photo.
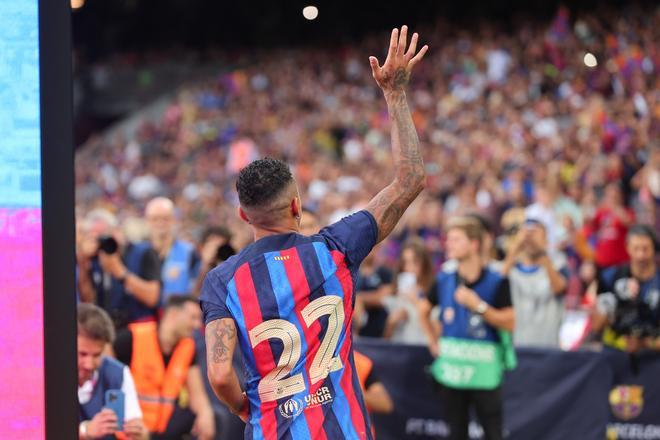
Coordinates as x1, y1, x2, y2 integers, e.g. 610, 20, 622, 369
77, 208, 162, 330
192, 226, 235, 298
78, 303, 148, 440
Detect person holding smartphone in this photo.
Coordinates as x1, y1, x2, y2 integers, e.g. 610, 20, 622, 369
78, 303, 148, 439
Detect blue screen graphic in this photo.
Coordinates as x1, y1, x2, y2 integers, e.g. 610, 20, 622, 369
0, 0, 45, 437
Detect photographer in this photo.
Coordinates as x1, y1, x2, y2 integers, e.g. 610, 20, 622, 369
593, 225, 660, 352
77, 209, 161, 330
501, 219, 568, 348
192, 226, 235, 298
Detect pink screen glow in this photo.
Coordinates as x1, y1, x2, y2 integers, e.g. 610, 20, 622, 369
0, 208, 45, 437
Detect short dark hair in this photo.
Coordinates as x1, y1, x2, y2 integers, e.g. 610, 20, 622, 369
165, 294, 199, 311
78, 303, 115, 344
236, 158, 293, 207
627, 224, 658, 249
200, 225, 232, 244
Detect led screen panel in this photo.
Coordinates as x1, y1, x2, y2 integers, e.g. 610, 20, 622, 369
0, 0, 45, 436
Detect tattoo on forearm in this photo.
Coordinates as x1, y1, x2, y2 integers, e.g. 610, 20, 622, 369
207, 320, 236, 364
367, 86, 425, 242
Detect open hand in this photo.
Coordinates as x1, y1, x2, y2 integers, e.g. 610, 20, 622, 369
369, 26, 428, 93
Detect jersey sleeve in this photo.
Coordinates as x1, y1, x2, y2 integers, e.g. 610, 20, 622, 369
494, 278, 513, 309
200, 269, 232, 325
318, 210, 378, 270
139, 248, 162, 282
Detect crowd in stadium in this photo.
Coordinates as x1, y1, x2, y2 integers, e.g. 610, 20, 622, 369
75, 3, 659, 439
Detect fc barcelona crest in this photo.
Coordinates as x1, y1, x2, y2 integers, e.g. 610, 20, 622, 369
609, 385, 644, 421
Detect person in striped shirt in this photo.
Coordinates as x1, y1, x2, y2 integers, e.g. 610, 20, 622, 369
200, 25, 428, 440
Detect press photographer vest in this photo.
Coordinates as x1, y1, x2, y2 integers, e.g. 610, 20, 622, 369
128, 322, 195, 433
97, 242, 159, 327
79, 357, 125, 439
430, 268, 516, 390
161, 240, 195, 298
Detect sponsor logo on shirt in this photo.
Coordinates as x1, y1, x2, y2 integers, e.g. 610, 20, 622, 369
279, 398, 303, 419
304, 386, 333, 409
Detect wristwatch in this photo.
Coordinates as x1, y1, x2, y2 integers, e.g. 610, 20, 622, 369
79, 421, 89, 439
475, 301, 489, 315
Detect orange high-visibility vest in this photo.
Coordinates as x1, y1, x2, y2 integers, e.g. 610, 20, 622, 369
128, 322, 195, 433
354, 351, 373, 392
354, 351, 376, 439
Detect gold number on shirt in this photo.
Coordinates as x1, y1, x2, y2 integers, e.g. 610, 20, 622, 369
248, 296, 345, 402
301, 295, 344, 384
249, 319, 306, 402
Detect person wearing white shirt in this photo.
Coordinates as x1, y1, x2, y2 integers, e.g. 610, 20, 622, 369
77, 303, 147, 439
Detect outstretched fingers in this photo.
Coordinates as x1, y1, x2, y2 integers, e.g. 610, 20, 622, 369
408, 45, 429, 68
385, 28, 399, 65
396, 25, 408, 57
369, 56, 381, 77
405, 33, 419, 60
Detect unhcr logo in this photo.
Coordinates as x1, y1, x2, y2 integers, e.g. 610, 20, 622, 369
279, 398, 304, 419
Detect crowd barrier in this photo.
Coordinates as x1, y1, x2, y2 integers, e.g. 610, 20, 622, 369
357, 339, 660, 440
198, 337, 660, 439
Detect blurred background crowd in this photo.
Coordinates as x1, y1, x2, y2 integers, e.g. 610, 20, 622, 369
72, 0, 659, 437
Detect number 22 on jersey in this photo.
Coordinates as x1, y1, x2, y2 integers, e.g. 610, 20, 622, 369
248, 296, 345, 402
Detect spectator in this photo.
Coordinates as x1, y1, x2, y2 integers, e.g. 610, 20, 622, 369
585, 183, 635, 270
354, 350, 394, 438
501, 219, 569, 347
354, 249, 394, 338
419, 216, 515, 440
384, 238, 434, 345
299, 208, 321, 235
114, 295, 216, 439
77, 209, 161, 330
78, 303, 148, 440
193, 226, 235, 298
145, 197, 199, 298
593, 225, 660, 352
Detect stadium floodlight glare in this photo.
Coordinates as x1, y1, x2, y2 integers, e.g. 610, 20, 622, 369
302, 5, 319, 20
583, 52, 597, 68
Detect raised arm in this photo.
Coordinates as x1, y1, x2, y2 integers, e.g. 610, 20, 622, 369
366, 26, 428, 243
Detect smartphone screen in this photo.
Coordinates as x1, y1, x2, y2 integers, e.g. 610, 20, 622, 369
105, 389, 125, 431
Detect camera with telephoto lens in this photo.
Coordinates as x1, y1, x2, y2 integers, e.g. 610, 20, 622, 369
98, 235, 119, 255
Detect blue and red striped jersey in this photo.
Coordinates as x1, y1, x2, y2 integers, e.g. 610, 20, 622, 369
201, 211, 378, 440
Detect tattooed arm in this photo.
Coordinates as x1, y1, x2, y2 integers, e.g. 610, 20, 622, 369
366, 26, 428, 243
205, 318, 248, 419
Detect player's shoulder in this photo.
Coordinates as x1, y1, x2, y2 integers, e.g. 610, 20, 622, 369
315, 210, 377, 251
206, 251, 245, 287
